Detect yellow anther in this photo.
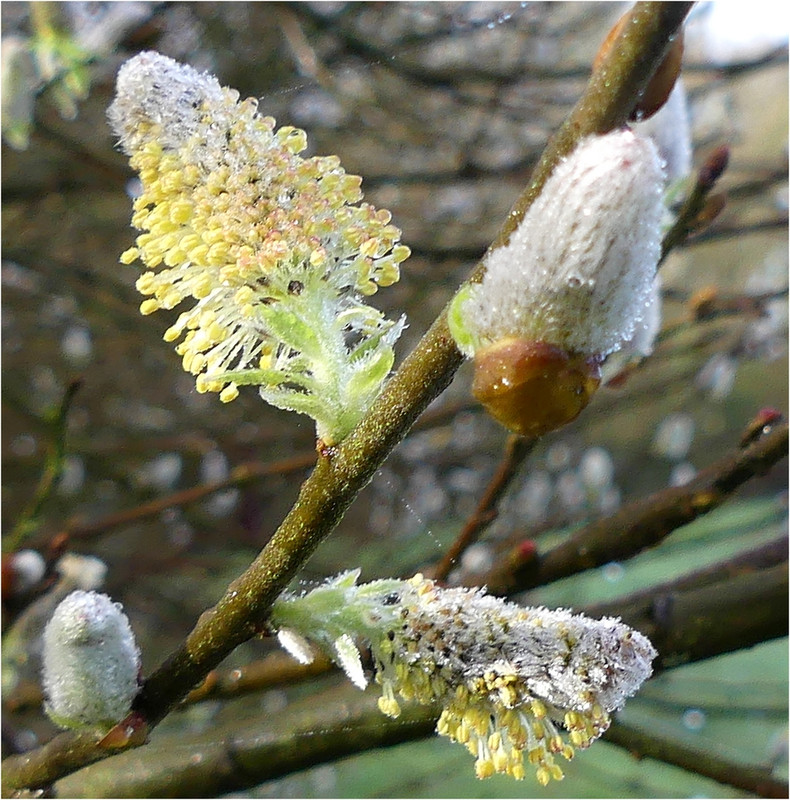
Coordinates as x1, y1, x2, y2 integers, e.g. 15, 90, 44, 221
169, 200, 193, 224
193, 277, 213, 299
492, 749, 509, 773
569, 730, 588, 747
120, 247, 140, 265
456, 721, 471, 745
359, 238, 380, 258
475, 759, 495, 780
161, 291, 182, 310
135, 273, 157, 293
528, 746, 546, 766
139, 298, 160, 315
549, 735, 564, 754
163, 248, 186, 267
530, 699, 547, 719
536, 766, 551, 786
163, 325, 182, 343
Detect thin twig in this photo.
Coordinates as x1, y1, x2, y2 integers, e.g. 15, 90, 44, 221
482, 414, 788, 595
4, 379, 82, 553
433, 434, 536, 582
660, 145, 730, 263
55, 452, 317, 542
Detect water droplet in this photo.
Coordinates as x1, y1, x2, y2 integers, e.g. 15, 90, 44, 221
682, 708, 706, 731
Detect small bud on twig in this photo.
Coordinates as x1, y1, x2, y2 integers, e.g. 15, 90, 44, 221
42, 591, 141, 731
595, 10, 684, 121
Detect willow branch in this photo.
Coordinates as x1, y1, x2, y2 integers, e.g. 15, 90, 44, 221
53, 452, 316, 542
605, 720, 788, 799
53, 694, 439, 799
49, 561, 786, 798
583, 536, 787, 625
0, 4, 693, 792
432, 434, 537, 581
181, 650, 334, 706
483, 415, 788, 595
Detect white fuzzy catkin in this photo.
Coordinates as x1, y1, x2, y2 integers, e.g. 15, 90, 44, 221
460, 129, 665, 359
272, 571, 657, 783
636, 80, 692, 183
42, 590, 140, 729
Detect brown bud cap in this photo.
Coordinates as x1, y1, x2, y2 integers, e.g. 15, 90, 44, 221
594, 12, 684, 121
472, 339, 601, 438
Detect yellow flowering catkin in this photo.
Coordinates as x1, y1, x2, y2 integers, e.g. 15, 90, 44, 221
108, 51, 410, 444
272, 570, 657, 784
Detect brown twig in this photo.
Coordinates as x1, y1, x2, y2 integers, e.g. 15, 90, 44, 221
181, 650, 334, 705
584, 535, 787, 626
483, 413, 788, 595
660, 145, 730, 263
4, 379, 82, 554
605, 719, 789, 799
54, 452, 317, 542
432, 434, 537, 582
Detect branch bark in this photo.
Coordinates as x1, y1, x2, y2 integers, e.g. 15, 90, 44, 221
482, 417, 788, 595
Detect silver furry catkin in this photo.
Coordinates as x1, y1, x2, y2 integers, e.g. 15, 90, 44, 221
42, 591, 140, 730
272, 571, 656, 784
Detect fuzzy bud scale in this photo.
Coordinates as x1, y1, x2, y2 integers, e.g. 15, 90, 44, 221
452, 129, 665, 360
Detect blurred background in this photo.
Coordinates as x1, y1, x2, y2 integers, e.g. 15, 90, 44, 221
2, 2, 788, 797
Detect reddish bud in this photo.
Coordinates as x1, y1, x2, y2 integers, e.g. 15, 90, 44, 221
740, 408, 784, 446
698, 145, 730, 189
594, 12, 684, 121
472, 339, 601, 438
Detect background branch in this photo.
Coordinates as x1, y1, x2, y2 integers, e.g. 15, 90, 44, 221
482, 415, 787, 595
